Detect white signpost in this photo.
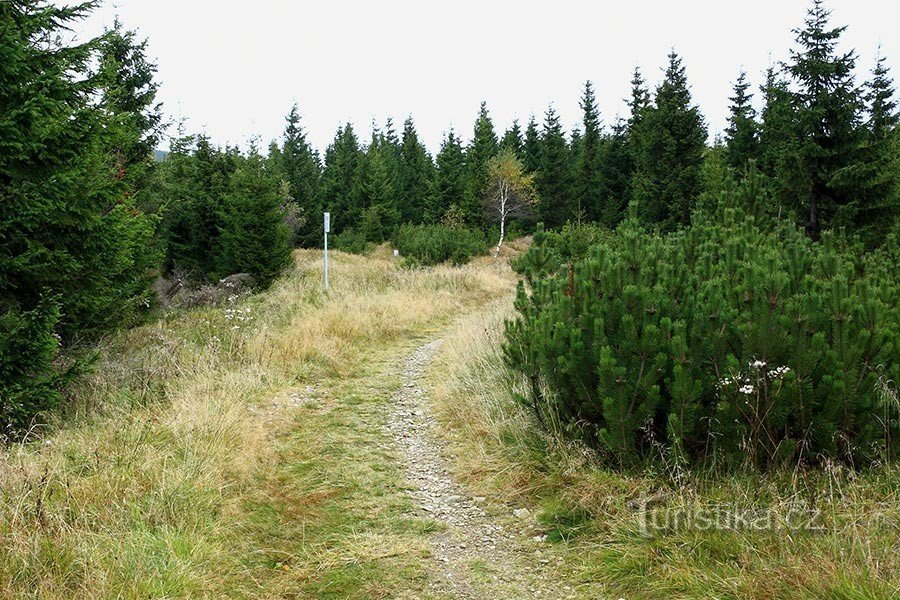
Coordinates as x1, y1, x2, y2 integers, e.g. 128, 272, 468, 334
323, 212, 330, 291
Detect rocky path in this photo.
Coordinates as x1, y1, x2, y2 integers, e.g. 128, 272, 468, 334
386, 339, 564, 599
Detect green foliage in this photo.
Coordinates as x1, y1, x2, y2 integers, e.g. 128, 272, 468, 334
596, 119, 633, 228
463, 102, 499, 225
0, 0, 160, 429
216, 150, 293, 288
434, 130, 467, 223
500, 120, 524, 156
576, 81, 604, 222
357, 142, 399, 243
786, 0, 865, 238
157, 136, 295, 287
0, 298, 66, 436
270, 104, 321, 247
161, 135, 237, 277
320, 123, 363, 234
506, 192, 899, 469
522, 117, 541, 174
535, 107, 575, 228
853, 54, 900, 247
397, 117, 435, 225
394, 224, 488, 267
724, 70, 760, 170
331, 228, 371, 255
631, 51, 708, 231
511, 221, 611, 273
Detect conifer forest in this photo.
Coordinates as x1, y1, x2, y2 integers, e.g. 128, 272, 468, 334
1, 1, 899, 597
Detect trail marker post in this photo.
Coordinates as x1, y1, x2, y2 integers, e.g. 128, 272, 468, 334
323, 212, 330, 291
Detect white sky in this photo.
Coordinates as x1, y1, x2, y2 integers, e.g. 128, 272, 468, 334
65, 0, 899, 154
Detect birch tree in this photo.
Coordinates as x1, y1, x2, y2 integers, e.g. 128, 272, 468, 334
485, 148, 537, 256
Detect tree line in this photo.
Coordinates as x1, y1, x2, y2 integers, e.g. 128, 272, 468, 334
1, 0, 897, 433
163, 0, 893, 254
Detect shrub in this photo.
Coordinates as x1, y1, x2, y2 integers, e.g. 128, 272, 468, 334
332, 228, 372, 255
394, 224, 488, 266
0, 299, 77, 436
506, 195, 899, 469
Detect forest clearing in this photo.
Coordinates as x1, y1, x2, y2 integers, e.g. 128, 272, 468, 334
2, 246, 898, 598
3, 0, 899, 597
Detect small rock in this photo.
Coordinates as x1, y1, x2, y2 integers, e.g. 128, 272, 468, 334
513, 507, 531, 520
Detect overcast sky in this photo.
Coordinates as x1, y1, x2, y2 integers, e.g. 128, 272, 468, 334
66, 0, 899, 154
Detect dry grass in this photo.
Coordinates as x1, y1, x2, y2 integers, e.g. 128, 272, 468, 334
0, 248, 514, 599
430, 303, 900, 599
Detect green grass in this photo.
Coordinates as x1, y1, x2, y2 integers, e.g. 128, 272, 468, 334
430, 302, 900, 599
0, 249, 516, 598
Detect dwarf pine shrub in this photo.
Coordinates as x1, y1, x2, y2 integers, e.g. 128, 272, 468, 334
505, 191, 899, 469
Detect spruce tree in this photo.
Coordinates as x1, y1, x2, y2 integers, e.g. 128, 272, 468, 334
463, 101, 499, 224
597, 118, 632, 227
1, 0, 158, 428
434, 130, 467, 222
786, 0, 864, 238
320, 123, 363, 235
576, 81, 604, 221
569, 126, 583, 193
357, 140, 399, 242
276, 103, 321, 246
500, 120, 524, 157
626, 67, 651, 131
96, 18, 164, 204
397, 117, 436, 224
217, 148, 292, 287
758, 66, 800, 210
535, 106, 575, 228
724, 69, 760, 171
522, 116, 541, 173
854, 53, 900, 244
631, 51, 707, 230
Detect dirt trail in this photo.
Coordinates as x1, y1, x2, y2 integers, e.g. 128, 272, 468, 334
386, 339, 564, 599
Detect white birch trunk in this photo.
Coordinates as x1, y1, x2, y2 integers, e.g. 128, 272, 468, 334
494, 181, 508, 257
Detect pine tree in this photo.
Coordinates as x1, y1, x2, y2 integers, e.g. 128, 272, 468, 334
631, 51, 708, 229
576, 81, 604, 221
397, 117, 435, 224
522, 116, 541, 173
463, 101, 499, 224
434, 130, 467, 222
724, 69, 760, 170
535, 106, 575, 228
276, 103, 321, 246
500, 119, 524, 156
217, 148, 292, 287
786, 0, 864, 238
